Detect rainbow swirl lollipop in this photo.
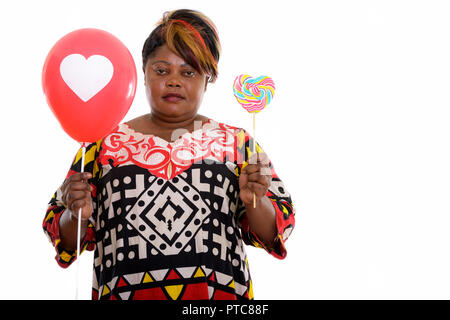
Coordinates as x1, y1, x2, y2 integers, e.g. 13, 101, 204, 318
233, 74, 275, 207
233, 74, 275, 113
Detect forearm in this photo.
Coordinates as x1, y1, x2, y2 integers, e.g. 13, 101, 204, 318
244, 195, 277, 248
59, 209, 89, 251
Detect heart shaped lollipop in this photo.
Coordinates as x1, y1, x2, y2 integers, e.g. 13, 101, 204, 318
233, 74, 276, 207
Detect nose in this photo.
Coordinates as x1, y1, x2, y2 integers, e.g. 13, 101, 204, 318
166, 75, 181, 88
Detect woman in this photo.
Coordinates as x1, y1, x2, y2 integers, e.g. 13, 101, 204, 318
43, 9, 295, 300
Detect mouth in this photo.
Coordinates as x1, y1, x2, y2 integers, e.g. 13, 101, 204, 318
163, 92, 185, 102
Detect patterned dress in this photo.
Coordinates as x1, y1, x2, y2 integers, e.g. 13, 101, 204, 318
43, 118, 295, 300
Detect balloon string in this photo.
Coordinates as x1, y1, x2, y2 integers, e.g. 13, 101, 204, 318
75, 144, 86, 300
253, 113, 256, 208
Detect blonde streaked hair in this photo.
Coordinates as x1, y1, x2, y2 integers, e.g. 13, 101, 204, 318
142, 9, 221, 82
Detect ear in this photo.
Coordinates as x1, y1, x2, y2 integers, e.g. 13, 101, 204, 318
143, 63, 148, 85
204, 76, 209, 92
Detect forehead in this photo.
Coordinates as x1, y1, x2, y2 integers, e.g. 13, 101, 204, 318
146, 44, 188, 67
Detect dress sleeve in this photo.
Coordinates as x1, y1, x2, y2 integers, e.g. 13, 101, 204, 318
234, 128, 295, 259
42, 140, 103, 268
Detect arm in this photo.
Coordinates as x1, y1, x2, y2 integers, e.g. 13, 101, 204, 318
235, 129, 295, 259
244, 196, 277, 247
43, 141, 101, 267
58, 172, 93, 251
239, 153, 277, 248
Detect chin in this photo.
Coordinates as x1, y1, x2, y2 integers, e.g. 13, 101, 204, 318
155, 104, 194, 120
162, 105, 187, 117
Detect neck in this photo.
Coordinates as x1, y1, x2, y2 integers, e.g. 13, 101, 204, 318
148, 112, 204, 131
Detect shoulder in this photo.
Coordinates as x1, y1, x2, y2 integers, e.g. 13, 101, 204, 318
207, 117, 243, 133
124, 114, 149, 132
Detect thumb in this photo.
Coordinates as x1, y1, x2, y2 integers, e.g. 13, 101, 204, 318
239, 169, 248, 187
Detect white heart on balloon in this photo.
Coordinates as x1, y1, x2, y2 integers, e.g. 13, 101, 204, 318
60, 54, 114, 102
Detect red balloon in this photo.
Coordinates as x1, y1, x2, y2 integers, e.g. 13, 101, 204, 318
42, 28, 137, 143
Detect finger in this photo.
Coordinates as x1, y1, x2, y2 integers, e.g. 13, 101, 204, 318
67, 189, 90, 200
69, 199, 90, 213
239, 188, 254, 204
67, 172, 93, 183
66, 181, 92, 192
63, 183, 91, 207
247, 182, 268, 197
62, 173, 92, 193
242, 164, 257, 175
247, 172, 272, 185
69, 201, 93, 221
62, 183, 90, 207
243, 162, 270, 175
239, 167, 248, 186
66, 190, 91, 209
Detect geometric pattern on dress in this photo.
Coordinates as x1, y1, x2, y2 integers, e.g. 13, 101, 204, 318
125, 174, 211, 256
90, 162, 254, 300
93, 169, 156, 288
106, 265, 252, 300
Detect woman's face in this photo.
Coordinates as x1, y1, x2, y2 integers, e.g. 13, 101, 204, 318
144, 44, 208, 123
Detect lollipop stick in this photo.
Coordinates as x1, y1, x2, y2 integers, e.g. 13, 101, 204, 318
233, 74, 275, 209
75, 144, 86, 300
253, 113, 256, 208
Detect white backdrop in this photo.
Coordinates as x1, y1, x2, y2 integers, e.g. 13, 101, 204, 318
1, 0, 450, 299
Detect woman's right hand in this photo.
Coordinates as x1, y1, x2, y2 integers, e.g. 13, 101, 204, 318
61, 172, 93, 220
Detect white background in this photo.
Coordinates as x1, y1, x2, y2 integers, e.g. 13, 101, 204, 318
0, 0, 450, 299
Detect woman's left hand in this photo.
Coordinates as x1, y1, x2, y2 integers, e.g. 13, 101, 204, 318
239, 152, 272, 205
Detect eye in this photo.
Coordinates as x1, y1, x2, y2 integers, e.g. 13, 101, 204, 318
183, 70, 196, 77
154, 67, 168, 75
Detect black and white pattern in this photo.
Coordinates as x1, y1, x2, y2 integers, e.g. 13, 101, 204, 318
91, 160, 251, 295
44, 120, 295, 300
126, 173, 211, 255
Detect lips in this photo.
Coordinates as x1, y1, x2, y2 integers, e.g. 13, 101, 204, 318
163, 92, 185, 102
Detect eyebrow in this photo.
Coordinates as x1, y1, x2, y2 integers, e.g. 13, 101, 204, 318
151, 60, 170, 65
151, 60, 192, 68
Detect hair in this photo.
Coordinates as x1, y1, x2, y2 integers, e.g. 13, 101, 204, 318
142, 9, 221, 83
